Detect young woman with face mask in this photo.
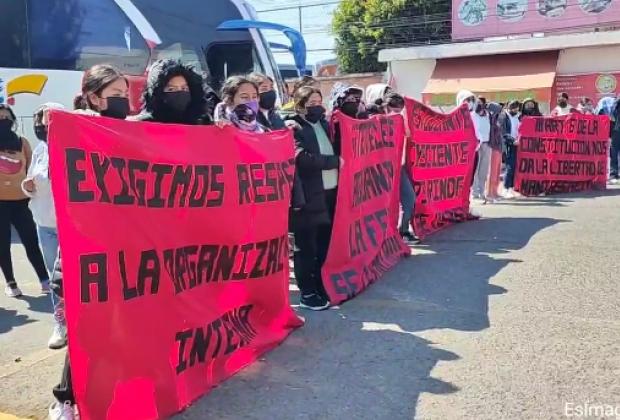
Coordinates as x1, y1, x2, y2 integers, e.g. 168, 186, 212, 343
0, 104, 50, 298
74, 64, 130, 119
22, 102, 68, 349
331, 84, 368, 120
214, 76, 267, 133
49, 64, 130, 420
134, 59, 214, 125
249, 72, 286, 130
289, 86, 343, 311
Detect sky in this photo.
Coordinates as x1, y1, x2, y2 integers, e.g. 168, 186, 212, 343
248, 0, 339, 65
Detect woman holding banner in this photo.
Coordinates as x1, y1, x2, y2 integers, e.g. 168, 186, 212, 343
289, 86, 342, 311
49, 64, 131, 420
134, 59, 215, 125
214, 76, 268, 133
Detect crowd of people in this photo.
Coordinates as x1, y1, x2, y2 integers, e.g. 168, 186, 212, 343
456, 89, 620, 203
0, 60, 417, 420
2, 58, 620, 420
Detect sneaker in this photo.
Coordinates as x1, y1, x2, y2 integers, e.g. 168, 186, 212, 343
5, 284, 23, 298
48, 324, 67, 350
41, 280, 51, 294
469, 207, 482, 218
502, 189, 515, 199
401, 231, 420, 244
49, 401, 75, 420
299, 294, 330, 311
609, 178, 619, 185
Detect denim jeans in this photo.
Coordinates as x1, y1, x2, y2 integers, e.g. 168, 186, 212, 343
610, 135, 620, 179
504, 144, 518, 189
400, 166, 415, 232
36, 226, 64, 325
37, 226, 58, 277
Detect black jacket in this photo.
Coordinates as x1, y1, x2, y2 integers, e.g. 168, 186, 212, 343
139, 59, 214, 125
290, 114, 340, 229
497, 111, 516, 147
257, 109, 286, 130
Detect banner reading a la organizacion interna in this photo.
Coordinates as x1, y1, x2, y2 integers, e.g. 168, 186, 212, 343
49, 112, 303, 420
515, 114, 610, 196
321, 113, 409, 305
406, 99, 478, 239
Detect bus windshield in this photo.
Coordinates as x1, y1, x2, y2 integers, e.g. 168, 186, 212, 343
0, 0, 271, 91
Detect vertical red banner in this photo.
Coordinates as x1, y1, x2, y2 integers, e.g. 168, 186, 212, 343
321, 113, 409, 305
406, 99, 478, 239
514, 114, 610, 196
49, 112, 303, 420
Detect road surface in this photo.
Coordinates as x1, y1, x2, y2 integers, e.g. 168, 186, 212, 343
2, 189, 619, 419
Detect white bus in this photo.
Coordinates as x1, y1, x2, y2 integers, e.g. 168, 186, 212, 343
0, 0, 284, 142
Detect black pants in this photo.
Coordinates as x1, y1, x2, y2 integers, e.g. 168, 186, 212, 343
610, 136, 620, 178
53, 353, 75, 405
504, 144, 518, 189
0, 199, 48, 286
293, 188, 337, 297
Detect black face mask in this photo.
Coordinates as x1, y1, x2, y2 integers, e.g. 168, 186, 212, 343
101, 97, 130, 119
0, 119, 13, 135
558, 100, 568, 108
341, 102, 359, 118
259, 90, 277, 110
305, 106, 325, 124
163, 91, 191, 115
34, 125, 48, 142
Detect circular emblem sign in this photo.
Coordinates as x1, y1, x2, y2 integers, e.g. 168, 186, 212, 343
596, 74, 617, 94
458, 0, 488, 26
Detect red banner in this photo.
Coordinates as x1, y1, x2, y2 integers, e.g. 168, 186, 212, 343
406, 99, 478, 239
321, 113, 409, 305
553, 73, 620, 105
48, 112, 303, 420
514, 114, 610, 196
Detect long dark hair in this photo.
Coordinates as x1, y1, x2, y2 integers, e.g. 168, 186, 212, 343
74, 64, 127, 111
0, 104, 22, 152
142, 59, 212, 124
521, 99, 542, 117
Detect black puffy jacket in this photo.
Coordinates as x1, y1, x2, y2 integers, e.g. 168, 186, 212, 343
135, 59, 215, 125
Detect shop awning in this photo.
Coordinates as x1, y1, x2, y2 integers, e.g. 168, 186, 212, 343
422, 51, 558, 107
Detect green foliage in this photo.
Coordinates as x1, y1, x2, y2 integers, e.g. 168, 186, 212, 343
332, 0, 450, 73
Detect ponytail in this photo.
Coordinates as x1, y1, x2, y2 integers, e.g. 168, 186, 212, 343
73, 94, 89, 111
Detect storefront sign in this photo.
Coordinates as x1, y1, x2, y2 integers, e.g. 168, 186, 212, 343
453, 0, 620, 40
553, 73, 620, 103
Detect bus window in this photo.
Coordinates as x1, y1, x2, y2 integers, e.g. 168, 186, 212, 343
151, 43, 206, 74
27, 0, 150, 75
206, 42, 263, 93
0, 1, 28, 68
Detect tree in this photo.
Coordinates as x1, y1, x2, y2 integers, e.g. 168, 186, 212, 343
332, 0, 451, 74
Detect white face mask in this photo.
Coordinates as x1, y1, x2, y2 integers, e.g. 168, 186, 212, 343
467, 99, 476, 112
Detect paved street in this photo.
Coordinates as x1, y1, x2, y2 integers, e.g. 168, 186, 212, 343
2, 189, 619, 420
